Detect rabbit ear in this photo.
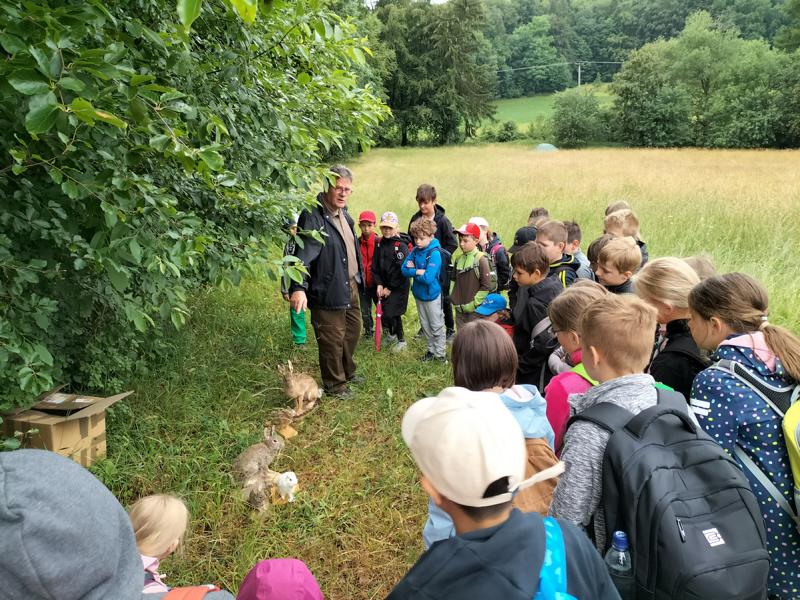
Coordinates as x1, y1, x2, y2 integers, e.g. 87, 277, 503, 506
270, 425, 276, 438
287, 360, 294, 372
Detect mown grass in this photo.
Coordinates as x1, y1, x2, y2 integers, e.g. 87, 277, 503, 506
98, 145, 800, 599
489, 84, 614, 128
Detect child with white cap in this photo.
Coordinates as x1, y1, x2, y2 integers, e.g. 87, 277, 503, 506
469, 216, 511, 291
387, 388, 620, 599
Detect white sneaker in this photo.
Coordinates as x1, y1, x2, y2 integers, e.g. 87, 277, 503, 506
392, 341, 407, 353
384, 333, 398, 346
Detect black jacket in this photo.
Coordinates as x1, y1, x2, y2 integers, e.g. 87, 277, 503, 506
637, 240, 649, 267
408, 205, 457, 254
648, 319, 710, 400
485, 235, 511, 291
372, 234, 411, 319
513, 276, 562, 386
604, 278, 634, 295
289, 195, 363, 310
548, 253, 580, 289
386, 509, 620, 600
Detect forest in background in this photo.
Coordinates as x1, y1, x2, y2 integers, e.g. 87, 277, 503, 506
340, 0, 800, 146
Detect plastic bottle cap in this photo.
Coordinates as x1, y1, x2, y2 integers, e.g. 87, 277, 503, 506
612, 531, 629, 551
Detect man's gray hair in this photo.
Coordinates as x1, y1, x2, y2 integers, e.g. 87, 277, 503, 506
330, 164, 353, 181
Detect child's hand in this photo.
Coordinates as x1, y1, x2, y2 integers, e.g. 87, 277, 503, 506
383, 288, 392, 298
416, 269, 425, 276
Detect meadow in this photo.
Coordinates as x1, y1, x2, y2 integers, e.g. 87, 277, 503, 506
99, 145, 800, 599
488, 84, 614, 128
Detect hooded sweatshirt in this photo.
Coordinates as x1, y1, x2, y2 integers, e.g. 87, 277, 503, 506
237, 558, 324, 600
390, 509, 620, 600
648, 318, 708, 401
547, 253, 581, 288
407, 204, 458, 254
401, 238, 443, 302
549, 373, 661, 551
690, 332, 800, 598
0, 449, 233, 600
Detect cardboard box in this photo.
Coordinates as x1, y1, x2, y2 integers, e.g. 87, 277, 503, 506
2, 389, 132, 466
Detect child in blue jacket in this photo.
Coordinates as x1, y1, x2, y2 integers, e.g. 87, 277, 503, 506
402, 218, 446, 361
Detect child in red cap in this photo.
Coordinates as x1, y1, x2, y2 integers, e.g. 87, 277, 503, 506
357, 210, 379, 338
451, 223, 494, 330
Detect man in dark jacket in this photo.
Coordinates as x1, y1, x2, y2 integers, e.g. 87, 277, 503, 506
388, 388, 620, 600
290, 165, 363, 398
408, 184, 458, 340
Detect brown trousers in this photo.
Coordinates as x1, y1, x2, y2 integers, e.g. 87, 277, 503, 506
310, 280, 361, 393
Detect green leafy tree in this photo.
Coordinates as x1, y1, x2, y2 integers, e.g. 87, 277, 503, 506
776, 0, 800, 50
0, 0, 388, 409
551, 87, 600, 147
502, 16, 571, 97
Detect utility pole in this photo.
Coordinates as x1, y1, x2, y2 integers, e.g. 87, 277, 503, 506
577, 63, 582, 87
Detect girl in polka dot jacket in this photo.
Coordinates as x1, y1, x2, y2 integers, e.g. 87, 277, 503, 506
688, 273, 800, 599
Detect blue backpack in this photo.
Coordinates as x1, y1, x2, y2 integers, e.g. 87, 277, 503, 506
534, 517, 577, 600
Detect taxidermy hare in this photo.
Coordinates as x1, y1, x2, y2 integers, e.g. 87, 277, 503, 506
277, 360, 321, 417
232, 426, 285, 511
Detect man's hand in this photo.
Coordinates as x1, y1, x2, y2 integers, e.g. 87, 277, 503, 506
290, 290, 307, 314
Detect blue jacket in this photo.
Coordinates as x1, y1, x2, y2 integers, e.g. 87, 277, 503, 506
690, 333, 800, 597
390, 509, 620, 600
401, 238, 443, 302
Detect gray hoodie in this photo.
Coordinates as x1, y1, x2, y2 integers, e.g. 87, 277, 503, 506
548, 374, 658, 551
0, 449, 233, 600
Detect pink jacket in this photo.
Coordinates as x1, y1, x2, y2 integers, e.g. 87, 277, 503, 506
544, 350, 595, 451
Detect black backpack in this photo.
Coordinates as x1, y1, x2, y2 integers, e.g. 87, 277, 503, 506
433, 246, 452, 289
569, 389, 770, 600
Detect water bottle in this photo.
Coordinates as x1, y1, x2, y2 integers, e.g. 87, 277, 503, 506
604, 531, 634, 600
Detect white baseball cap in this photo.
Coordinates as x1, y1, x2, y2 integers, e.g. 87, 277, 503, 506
468, 217, 489, 229
401, 387, 564, 507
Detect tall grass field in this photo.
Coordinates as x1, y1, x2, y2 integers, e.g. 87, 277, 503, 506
98, 145, 800, 599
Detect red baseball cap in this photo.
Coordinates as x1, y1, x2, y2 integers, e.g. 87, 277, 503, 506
456, 223, 481, 239
358, 211, 376, 224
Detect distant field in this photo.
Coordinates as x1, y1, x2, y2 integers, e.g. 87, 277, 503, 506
488, 84, 615, 128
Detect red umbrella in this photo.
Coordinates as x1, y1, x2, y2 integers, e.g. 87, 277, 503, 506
375, 299, 382, 351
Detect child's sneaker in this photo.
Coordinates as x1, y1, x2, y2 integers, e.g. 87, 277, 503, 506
384, 333, 398, 346
421, 351, 435, 361
392, 341, 407, 353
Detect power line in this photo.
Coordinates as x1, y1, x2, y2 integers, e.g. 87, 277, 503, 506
496, 60, 623, 74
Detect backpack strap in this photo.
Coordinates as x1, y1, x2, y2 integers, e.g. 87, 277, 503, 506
711, 359, 797, 416
624, 389, 697, 439
567, 402, 632, 434
163, 587, 219, 600
535, 517, 577, 600
733, 445, 800, 530
531, 317, 552, 340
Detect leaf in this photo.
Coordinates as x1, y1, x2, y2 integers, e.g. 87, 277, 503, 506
0, 33, 25, 54
297, 72, 311, 85
228, 0, 257, 24
70, 98, 96, 125
8, 69, 50, 95
2, 438, 21, 451
25, 93, 60, 134
34, 344, 53, 367
149, 134, 170, 151
129, 239, 142, 263
107, 265, 130, 292
198, 147, 224, 171
28, 46, 55, 79
94, 109, 127, 129
177, 0, 202, 31
61, 180, 80, 199
58, 77, 85, 92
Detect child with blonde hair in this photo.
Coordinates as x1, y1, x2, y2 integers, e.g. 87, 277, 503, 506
549, 294, 688, 550
634, 257, 708, 399
604, 200, 631, 215
595, 236, 641, 294
682, 254, 717, 280
544, 283, 609, 451
604, 209, 648, 266
688, 273, 800, 597
129, 494, 190, 594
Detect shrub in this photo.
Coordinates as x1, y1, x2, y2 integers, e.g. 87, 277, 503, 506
0, 0, 388, 409
551, 88, 601, 147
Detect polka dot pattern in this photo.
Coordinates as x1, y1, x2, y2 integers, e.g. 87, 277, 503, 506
691, 343, 800, 599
